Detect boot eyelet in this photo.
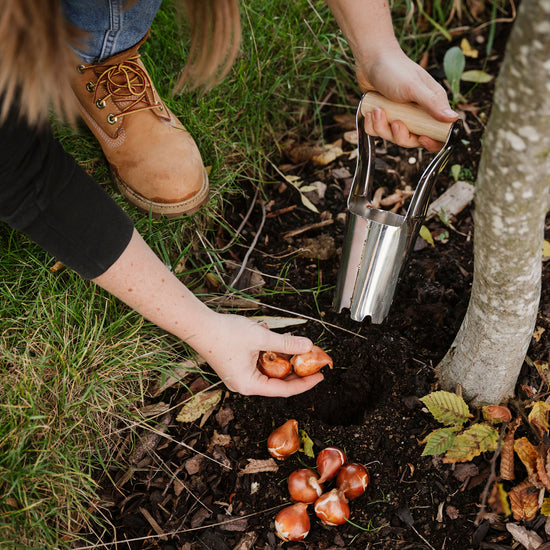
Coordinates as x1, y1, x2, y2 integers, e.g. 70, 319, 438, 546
86, 82, 96, 93
96, 99, 106, 109
77, 64, 86, 74
107, 114, 118, 125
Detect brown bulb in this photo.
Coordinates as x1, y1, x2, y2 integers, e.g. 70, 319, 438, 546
336, 463, 370, 500
267, 419, 300, 459
291, 345, 333, 377
258, 351, 292, 379
288, 469, 323, 503
316, 446, 346, 483
314, 489, 350, 526
274, 502, 310, 541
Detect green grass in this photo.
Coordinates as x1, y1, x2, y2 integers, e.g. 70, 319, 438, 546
0, 0, 505, 546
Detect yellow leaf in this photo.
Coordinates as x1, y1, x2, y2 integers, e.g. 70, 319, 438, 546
543, 240, 550, 257
528, 401, 550, 435
460, 38, 479, 58
514, 437, 540, 482
419, 225, 434, 247
461, 70, 494, 83
541, 497, 550, 516
176, 390, 223, 423
443, 423, 499, 463
535, 361, 550, 386
497, 483, 512, 517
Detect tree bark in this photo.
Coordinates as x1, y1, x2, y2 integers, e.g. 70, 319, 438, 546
437, 0, 550, 406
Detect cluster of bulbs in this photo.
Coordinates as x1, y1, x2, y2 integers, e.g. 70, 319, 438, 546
267, 419, 370, 542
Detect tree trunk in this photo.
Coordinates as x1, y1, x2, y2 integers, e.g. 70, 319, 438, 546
437, 0, 550, 406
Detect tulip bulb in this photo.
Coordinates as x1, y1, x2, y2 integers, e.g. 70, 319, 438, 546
267, 419, 300, 459
291, 345, 333, 377
316, 446, 346, 483
288, 469, 324, 503
314, 489, 350, 526
336, 463, 370, 500
258, 351, 292, 379
275, 502, 310, 541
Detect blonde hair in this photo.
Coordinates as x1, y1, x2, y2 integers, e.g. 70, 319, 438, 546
0, 0, 241, 126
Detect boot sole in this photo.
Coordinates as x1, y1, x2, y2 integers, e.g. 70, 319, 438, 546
110, 167, 210, 218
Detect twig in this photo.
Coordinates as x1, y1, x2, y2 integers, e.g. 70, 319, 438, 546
220, 186, 260, 252
73, 504, 286, 549
282, 219, 334, 239
474, 424, 506, 525
230, 200, 267, 288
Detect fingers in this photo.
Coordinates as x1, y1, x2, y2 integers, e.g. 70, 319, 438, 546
364, 109, 447, 152
364, 109, 422, 148
261, 329, 313, 357
247, 372, 325, 398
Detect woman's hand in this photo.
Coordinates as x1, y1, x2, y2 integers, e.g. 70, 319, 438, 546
356, 47, 458, 152
188, 312, 324, 397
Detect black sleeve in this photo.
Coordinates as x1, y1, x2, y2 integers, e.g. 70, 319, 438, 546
0, 104, 134, 280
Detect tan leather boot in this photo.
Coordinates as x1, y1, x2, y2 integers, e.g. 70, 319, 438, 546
70, 37, 208, 218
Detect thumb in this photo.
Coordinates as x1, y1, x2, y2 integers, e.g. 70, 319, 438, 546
262, 330, 313, 356
411, 78, 458, 123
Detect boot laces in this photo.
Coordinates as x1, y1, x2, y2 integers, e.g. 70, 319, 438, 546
82, 55, 162, 122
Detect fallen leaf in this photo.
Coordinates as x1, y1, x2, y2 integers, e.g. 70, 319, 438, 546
537, 449, 550, 491
483, 405, 512, 424
501, 418, 522, 481
184, 455, 203, 475
533, 326, 546, 342
488, 482, 511, 516
238, 458, 279, 476
535, 361, 550, 386
514, 437, 542, 487
443, 423, 499, 463
215, 406, 234, 429
528, 401, 550, 436
542, 240, 550, 257
506, 522, 543, 549
509, 480, 540, 521
176, 390, 223, 423
453, 463, 479, 482
419, 225, 435, 247
333, 113, 356, 130
461, 69, 494, 83
343, 130, 358, 145
460, 38, 479, 58
311, 140, 344, 166
250, 316, 307, 329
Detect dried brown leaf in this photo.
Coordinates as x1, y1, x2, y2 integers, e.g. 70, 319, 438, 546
483, 405, 512, 424
528, 401, 550, 436
311, 139, 344, 166
537, 448, 550, 491
509, 480, 540, 522
238, 458, 279, 476
286, 143, 324, 164
514, 437, 543, 487
333, 113, 356, 131
500, 417, 521, 481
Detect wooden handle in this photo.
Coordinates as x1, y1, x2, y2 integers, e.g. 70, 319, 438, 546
360, 91, 452, 143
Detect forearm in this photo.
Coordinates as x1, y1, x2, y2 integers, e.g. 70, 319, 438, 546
92, 228, 215, 349
325, 0, 401, 65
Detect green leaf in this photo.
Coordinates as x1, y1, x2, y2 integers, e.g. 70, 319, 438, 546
461, 70, 494, 83
420, 391, 470, 427
450, 164, 461, 182
419, 225, 434, 247
298, 428, 315, 458
443, 423, 499, 463
421, 427, 457, 456
443, 47, 465, 102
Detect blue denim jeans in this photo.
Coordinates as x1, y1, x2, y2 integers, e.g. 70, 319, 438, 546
60, 0, 163, 62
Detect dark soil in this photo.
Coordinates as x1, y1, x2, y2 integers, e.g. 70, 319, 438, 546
89, 10, 550, 550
